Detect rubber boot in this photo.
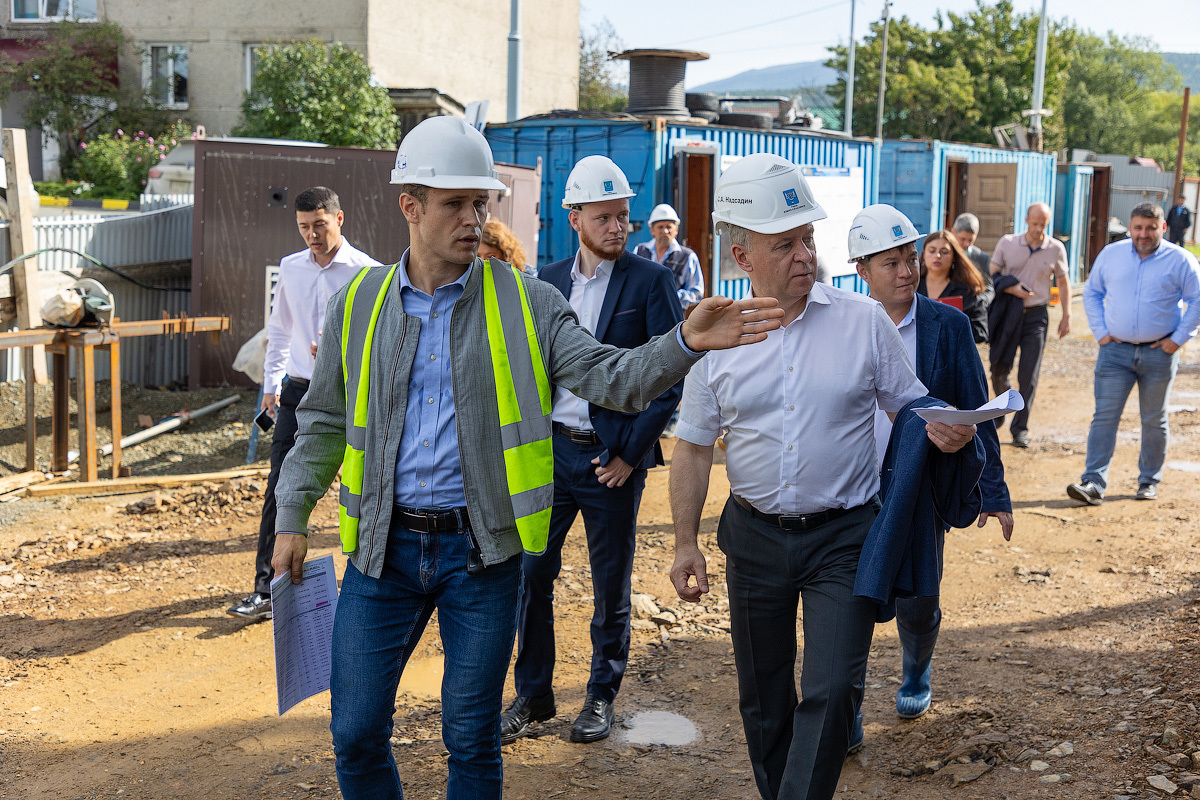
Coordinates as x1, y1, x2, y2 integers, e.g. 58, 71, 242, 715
895, 617, 940, 719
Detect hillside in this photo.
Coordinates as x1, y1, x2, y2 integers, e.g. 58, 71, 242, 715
1163, 52, 1200, 89
689, 59, 837, 94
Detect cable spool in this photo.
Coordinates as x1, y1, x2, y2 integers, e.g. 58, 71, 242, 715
612, 49, 709, 119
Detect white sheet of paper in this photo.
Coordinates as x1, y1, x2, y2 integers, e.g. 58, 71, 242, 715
911, 389, 1025, 426
271, 554, 339, 716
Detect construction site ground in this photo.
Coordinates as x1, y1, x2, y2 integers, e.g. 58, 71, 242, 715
2, 306, 1200, 800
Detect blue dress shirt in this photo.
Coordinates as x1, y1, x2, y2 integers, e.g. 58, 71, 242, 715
1083, 239, 1200, 346
393, 251, 471, 508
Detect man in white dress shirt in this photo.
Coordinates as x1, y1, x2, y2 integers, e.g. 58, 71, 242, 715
227, 186, 382, 620
501, 157, 684, 744
668, 155, 975, 800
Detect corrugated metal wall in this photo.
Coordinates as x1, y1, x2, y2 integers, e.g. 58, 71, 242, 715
1055, 165, 1094, 283
880, 140, 1058, 240
485, 118, 874, 299
1091, 154, 1175, 225
0, 202, 194, 385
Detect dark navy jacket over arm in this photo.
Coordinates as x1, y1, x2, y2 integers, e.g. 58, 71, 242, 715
913, 294, 1010, 513
540, 250, 684, 470
855, 396, 984, 621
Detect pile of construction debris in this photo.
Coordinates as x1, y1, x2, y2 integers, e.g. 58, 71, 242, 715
125, 476, 268, 520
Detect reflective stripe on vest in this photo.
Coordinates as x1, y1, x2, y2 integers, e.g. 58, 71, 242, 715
481, 259, 554, 554
336, 259, 554, 557
338, 264, 397, 554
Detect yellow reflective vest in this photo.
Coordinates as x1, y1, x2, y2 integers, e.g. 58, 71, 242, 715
338, 259, 554, 556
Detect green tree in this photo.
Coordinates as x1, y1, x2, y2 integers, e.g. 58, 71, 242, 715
234, 40, 399, 148
579, 20, 627, 112
0, 21, 124, 168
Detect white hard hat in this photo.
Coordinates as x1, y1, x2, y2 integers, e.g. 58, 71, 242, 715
846, 204, 922, 262
390, 116, 506, 191
562, 155, 636, 208
648, 203, 681, 225
711, 154, 826, 235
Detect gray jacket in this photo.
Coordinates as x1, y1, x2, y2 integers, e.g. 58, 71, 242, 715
274, 257, 701, 577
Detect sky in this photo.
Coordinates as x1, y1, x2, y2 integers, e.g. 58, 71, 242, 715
579, 0, 1200, 89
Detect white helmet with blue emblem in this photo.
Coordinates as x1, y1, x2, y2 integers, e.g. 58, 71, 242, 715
562, 155, 636, 208
846, 204, 922, 262
711, 153, 827, 235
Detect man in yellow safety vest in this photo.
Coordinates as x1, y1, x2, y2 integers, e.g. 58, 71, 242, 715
269, 115, 785, 800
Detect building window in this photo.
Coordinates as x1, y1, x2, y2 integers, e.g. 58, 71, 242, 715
11, 0, 98, 21
245, 44, 275, 93
144, 45, 188, 109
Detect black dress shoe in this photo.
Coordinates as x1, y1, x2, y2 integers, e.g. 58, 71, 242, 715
500, 692, 556, 745
570, 693, 614, 743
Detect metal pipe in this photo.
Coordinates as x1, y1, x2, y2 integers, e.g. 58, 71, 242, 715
507, 0, 522, 122
68, 394, 239, 464
1173, 87, 1190, 201
844, 0, 856, 135
874, 0, 890, 142
1029, 0, 1049, 146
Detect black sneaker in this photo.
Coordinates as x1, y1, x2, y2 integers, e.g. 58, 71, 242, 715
1066, 481, 1103, 506
1012, 432, 1031, 449
226, 592, 272, 621
500, 692, 556, 745
570, 693, 614, 743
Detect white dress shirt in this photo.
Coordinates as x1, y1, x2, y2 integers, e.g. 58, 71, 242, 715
677, 282, 926, 514
873, 295, 919, 467
550, 253, 615, 430
263, 239, 382, 394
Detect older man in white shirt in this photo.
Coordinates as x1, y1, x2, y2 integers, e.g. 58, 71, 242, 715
669, 155, 974, 800
227, 186, 382, 621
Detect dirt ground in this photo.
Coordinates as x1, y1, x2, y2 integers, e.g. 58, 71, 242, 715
3, 300, 1200, 800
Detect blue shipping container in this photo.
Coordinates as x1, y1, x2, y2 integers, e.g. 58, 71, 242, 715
879, 139, 1057, 241
486, 118, 875, 298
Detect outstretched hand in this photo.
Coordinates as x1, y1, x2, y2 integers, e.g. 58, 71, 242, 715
680, 296, 784, 352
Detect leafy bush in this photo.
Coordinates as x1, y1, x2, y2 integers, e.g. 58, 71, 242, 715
234, 40, 399, 148
70, 121, 192, 200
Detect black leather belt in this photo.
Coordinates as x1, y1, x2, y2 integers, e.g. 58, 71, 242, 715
286, 376, 310, 389
394, 505, 470, 533
553, 423, 602, 445
731, 493, 856, 532
1023, 304, 1047, 313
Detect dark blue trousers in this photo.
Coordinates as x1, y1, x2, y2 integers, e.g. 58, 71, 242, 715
514, 434, 647, 704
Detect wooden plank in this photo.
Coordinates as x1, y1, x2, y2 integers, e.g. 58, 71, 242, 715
110, 316, 230, 337
2, 128, 47, 383
23, 348, 35, 470
0, 328, 57, 349
107, 340, 122, 479
0, 470, 44, 494
26, 467, 271, 497
76, 344, 97, 483
51, 351, 69, 471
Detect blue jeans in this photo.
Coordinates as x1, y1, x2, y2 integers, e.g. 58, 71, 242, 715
1082, 341, 1180, 492
329, 522, 522, 800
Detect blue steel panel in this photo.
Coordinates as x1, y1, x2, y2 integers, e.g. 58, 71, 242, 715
933, 142, 1057, 236
488, 119, 876, 301
830, 274, 871, 295
879, 142, 937, 234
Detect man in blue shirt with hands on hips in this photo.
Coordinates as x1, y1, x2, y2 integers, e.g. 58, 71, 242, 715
1067, 203, 1200, 505
268, 116, 785, 800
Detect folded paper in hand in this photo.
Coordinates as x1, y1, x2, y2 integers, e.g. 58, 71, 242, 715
911, 389, 1024, 426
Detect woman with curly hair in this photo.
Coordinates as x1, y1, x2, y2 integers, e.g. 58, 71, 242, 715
478, 218, 532, 274
919, 229, 993, 343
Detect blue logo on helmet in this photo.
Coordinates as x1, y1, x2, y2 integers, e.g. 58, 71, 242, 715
892, 225, 904, 237
782, 189, 799, 207
603, 180, 614, 193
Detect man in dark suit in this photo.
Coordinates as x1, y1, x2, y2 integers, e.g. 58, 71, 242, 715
500, 156, 684, 745
853, 204, 1012, 741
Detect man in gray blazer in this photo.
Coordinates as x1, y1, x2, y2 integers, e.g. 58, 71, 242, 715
268, 116, 784, 800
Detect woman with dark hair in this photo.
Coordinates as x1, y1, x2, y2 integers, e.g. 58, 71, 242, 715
919, 229, 993, 343
478, 218, 532, 274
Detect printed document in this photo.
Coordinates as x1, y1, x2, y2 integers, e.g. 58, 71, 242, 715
911, 389, 1025, 426
271, 554, 339, 715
